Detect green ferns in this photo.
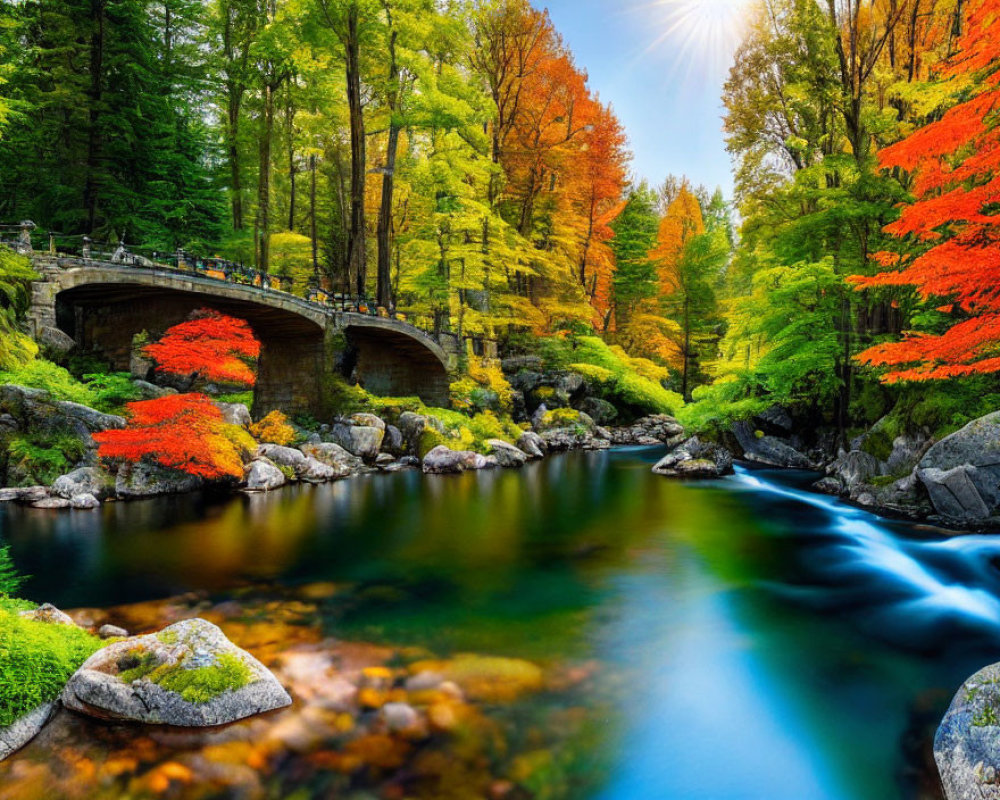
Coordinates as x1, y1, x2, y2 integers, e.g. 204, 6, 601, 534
115, 648, 252, 704
7, 429, 86, 486
0, 599, 102, 727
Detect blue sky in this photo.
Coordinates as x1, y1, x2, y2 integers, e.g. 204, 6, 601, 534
542, 0, 746, 199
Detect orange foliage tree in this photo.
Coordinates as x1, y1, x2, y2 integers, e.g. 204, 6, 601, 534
851, 0, 1000, 382
144, 309, 261, 387
93, 394, 256, 480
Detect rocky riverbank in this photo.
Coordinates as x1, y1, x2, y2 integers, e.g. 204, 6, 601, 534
646, 402, 1000, 532
0, 380, 686, 510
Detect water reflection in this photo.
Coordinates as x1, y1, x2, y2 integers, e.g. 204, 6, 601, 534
1, 449, 1000, 798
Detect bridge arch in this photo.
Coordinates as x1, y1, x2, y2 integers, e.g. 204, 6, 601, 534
29, 258, 454, 416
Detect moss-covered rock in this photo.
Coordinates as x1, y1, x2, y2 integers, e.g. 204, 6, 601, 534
62, 618, 291, 726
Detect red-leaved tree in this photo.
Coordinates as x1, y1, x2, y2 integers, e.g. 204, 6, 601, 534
94, 394, 254, 480
144, 309, 261, 387
851, 0, 1000, 382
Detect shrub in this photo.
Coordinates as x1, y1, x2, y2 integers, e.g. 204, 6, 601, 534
82, 372, 144, 414
249, 410, 297, 446
566, 336, 682, 419
8, 430, 87, 485
0, 601, 102, 727
0, 546, 26, 596
0, 360, 98, 407
0, 247, 39, 371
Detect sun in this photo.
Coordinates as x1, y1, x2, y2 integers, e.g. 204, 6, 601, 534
638, 0, 752, 82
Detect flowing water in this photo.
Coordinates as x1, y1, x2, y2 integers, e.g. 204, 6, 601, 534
2, 446, 1000, 799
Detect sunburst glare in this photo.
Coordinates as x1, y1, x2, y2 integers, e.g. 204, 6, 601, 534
637, 0, 752, 83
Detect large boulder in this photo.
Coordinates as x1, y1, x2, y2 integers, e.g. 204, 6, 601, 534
0, 701, 56, 761
398, 412, 446, 457
382, 424, 404, 456
827, 450, 881, 490
62, 618, 291, 727
256, 444, 306, 470
299, 443, 364, 477
0, 385, 125, 465
115, 461, 203, 499
52, 466, 113, 500
517, 431, 547, 459
18, 603, 77, 626
935, 661, 1000, 799
487, 439, 529, 468
731, 420, 813, 469
577, 397, 618, 426
917, 413, 1000, 522
244, 459, 286, 492
653, 437, 734, 479
215, 402, 252, 428
422, 445, 491, 474
326, 414, 385, 462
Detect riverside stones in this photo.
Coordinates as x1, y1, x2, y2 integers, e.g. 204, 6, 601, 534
52, 467, 112, 500
486, 440, 529, 468
19, 603, 77, 626
244, 459, 286, 492
300, 442, 364, 476
0, 702, 56, 761
652, 437, 734, 479
517, 431, 546, 459
935, 661, 1000, 800
422, 445, 491, 474
917, 412, 1000, 522
327, 414, 385, 462
62, 619, 292, 727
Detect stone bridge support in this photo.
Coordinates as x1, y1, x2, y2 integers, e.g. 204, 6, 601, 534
25, 256, 457, 419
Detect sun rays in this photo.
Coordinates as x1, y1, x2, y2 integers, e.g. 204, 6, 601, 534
634, 0, 753, 84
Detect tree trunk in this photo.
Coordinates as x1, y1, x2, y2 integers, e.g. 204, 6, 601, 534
376, 15, 400, 310
346, 2, 367, 298
310, 154, 319, 286
227, 91, 244, 230
257, 81, 275, 273
84, 0, 105, 233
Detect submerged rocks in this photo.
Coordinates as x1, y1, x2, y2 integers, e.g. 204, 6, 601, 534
422, 445, 491, 474
935, 661, 1000, 800
62, 618, 291, 727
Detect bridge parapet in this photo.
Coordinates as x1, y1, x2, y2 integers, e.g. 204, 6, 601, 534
24, 253, 458, 413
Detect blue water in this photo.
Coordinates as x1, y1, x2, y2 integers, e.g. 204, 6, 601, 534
2, 448, 998, 798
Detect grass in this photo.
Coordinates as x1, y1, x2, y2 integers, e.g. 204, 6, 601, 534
0, 598, 103, 727
7, 429, 88, 486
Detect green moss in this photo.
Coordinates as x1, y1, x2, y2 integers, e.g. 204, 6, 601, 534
0, 603, 103, 727
157, 652, 252, 704
973, 704, 999, 727
115, 646, 253, 705
860, 429, 893, 462
216, 390, 254, 409
156, 629, 179, 645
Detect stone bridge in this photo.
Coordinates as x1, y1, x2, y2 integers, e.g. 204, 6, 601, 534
26, 255, 459, 417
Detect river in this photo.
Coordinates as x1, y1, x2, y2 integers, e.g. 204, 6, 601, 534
1, 445, 998, 799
